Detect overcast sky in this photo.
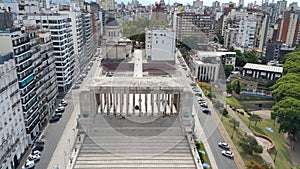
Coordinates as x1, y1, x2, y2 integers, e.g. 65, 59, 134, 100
116, 0, 297, 6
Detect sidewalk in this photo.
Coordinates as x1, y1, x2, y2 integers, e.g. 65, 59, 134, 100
192, 112, 218, 169
47, 100, 80, 169
226, 105, 275, 168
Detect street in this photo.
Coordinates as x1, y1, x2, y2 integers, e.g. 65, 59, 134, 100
34, 95, 74, 169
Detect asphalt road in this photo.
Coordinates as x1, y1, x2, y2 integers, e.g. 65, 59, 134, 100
34, 95, 74, 169
193, 98, 238, 169
176, 51, 238, 169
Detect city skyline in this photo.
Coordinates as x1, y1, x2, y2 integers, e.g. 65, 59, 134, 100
116, 0, 296, 6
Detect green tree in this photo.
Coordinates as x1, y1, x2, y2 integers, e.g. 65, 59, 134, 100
239, 135, 263, 155
123, 18, 169, 40
248, 114, 263, 128
272, 97, 300, 135
182, 36, 199, 50
271, 83, 300, 101
231, 79, 242, 94
225, 65, 234, 78
246, 161, 273, 169
283, 60, 300, 73
226, 83, 232, 93
229, 118, 240, 138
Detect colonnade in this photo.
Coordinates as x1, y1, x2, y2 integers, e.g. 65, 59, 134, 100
95, 93, 181, 116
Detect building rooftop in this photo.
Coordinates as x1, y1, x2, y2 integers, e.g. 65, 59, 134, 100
243, 63, 283, 73
106, 17, 119, 26
197, 51, 236, 57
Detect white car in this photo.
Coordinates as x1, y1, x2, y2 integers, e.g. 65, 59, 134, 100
61, 99, 68, 106
218, 142, 230, 150
222, 150, 234, 158
22, 160, 35, 169
32, 150, 41, 155
28, 154, 40, 162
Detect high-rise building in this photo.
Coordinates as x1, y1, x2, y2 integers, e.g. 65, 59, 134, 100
0, 52, 27, 169
277, 11, 300, 47
145, 27, 176, 61
0, 27, 42, 143
28, 14, 75, 93
257, 14, 271, 56
96, 0, 115, 10
176, 12, 213, 44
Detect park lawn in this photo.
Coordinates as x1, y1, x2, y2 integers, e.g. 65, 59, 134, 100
225, 96, 244, 109
237, 114, 293, 169
222, 115, 264, 166
196, 142, 212, 168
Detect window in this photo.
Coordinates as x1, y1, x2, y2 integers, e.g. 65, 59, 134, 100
162, 40, 164, 44
156, 40, 158, 44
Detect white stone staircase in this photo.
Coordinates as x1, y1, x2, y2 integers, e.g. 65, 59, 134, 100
73, 115, 195, 169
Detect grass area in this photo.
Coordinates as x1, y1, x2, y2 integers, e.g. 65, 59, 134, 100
225, 96, 244, 109
196, 142, 212, 168
221, 115, 265, 166
237, 114, 293, 169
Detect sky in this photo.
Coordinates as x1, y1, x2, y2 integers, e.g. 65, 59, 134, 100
115, 0, 297, 6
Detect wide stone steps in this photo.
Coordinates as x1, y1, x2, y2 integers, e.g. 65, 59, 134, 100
73, 115, 196, 168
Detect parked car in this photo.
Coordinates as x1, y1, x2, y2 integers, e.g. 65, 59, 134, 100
61, 99, 68, 106
190, 83, 197, 86
202, 108, 211, 114
33, 145, 44, 152
22, 160, 35, 169
200, 103, 208, 108
49, 116, 60, 123
55, 112, 63, 117
28, 154, 40, 162
198, 98, 205, 102
195, 93, 202, 97
55, 108, 64, 113
58, 104, 65, 108
218, 142, 230, 150
32, 150, 41, 155
222, 150, 234, 158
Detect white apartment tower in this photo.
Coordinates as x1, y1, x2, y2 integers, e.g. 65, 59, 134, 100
28, 14, 75, 93
145, 27, 176, 61
236, 12, 258, 51
0, 52, 27, 169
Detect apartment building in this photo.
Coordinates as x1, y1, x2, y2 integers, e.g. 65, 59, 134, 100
145, 27, 176, 61
176, 12, 213, 44
277, 11, 300, 47
36, 31, 58, 125
28, 14, 75, 93
0, 52, 27, 169
0, 27, 42, 143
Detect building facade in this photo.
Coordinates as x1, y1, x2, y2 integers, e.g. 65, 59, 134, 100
28, 14, 75, 93
145, 27, 176, 61
0, 27, 42, 143
242, 63, 283, 81
0, 52, 27, 169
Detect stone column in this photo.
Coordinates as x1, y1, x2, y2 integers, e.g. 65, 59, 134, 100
106, 94, 109, 115
99, 94, 103, 114
151, 93, 154, 116
126, 93, 129, 116
170, 94, 173, 115
133, 94, 135, 115
145, 94, 148, 115
157, 93, 160, 115
120, 93, 123, 115
139, 94, 142, 116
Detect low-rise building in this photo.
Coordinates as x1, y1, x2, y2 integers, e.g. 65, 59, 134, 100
242, 63, 283, 81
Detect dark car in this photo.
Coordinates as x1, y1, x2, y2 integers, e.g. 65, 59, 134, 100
33, 145, 44, 152
195, 93, 202, 97
49, 116, 60, 123
55, 112, 63, 118
202, 108, 211, 114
